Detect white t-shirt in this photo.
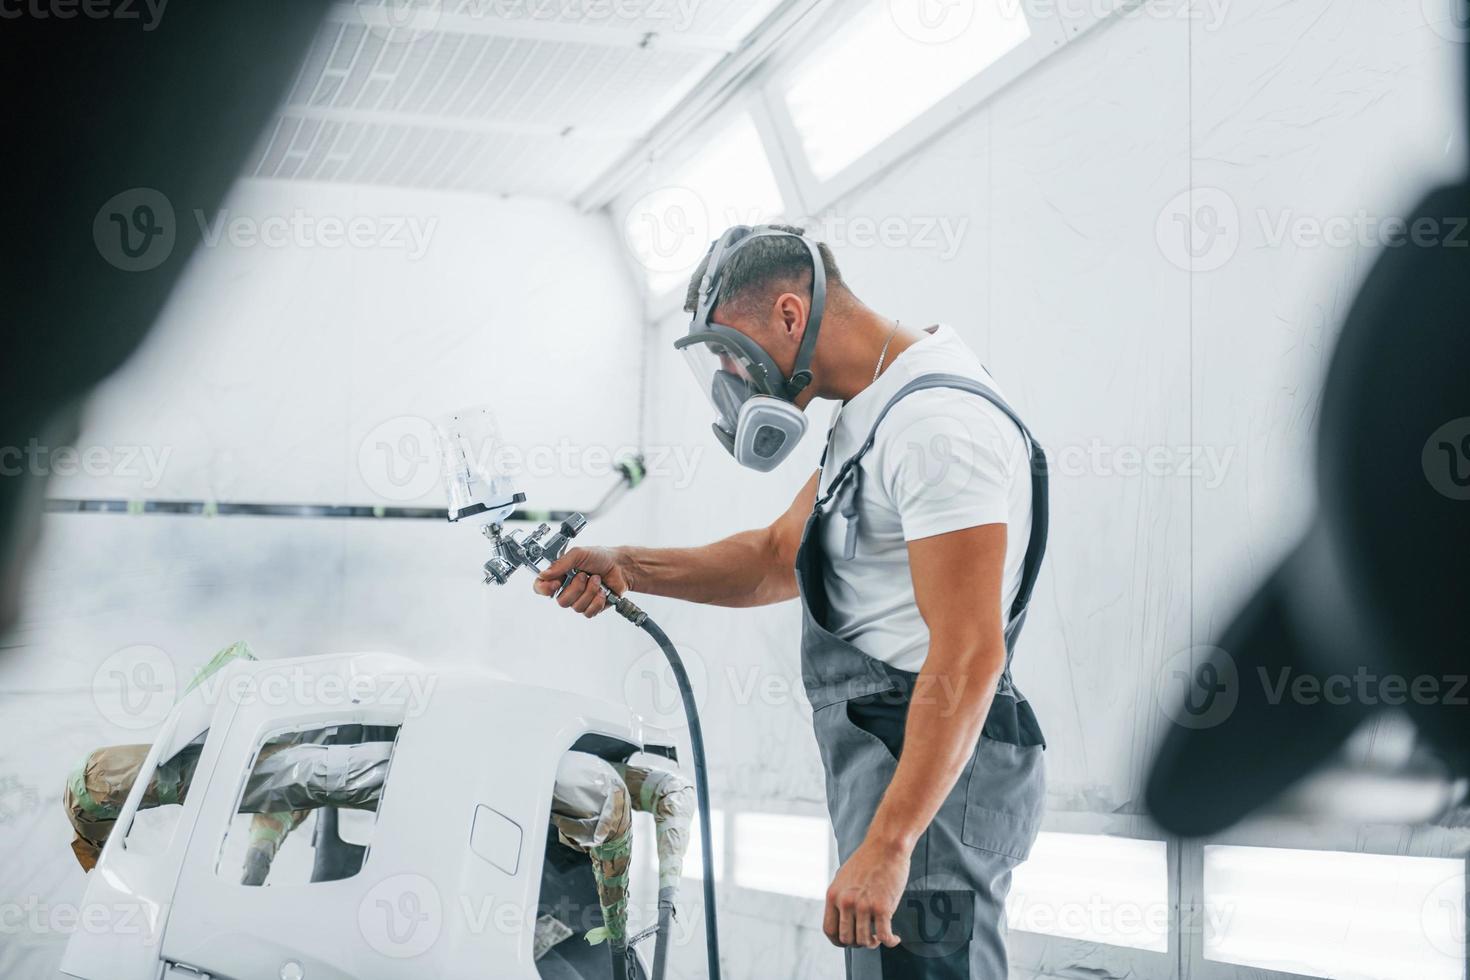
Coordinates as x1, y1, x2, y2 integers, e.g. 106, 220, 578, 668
816, 325, 1033, 673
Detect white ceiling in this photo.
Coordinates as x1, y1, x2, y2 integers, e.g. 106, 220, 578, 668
247, 0, 786, 201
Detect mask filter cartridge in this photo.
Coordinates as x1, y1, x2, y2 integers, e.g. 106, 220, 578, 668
732, 397, 809, 472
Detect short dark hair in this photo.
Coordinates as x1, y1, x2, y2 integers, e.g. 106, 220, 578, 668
683, 224, 845, 317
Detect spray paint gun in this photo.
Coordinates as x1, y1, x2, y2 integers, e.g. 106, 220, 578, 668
435, 405, 721, 980
435, 405, 648, 624
479, 516, 649, 626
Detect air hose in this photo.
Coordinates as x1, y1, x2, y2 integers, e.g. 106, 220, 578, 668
604, 594, 720, 980
481, 515, 720, 979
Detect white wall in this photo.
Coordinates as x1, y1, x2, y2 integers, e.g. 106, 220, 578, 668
628, 1, 1466, 978
3, 3, 1465, 977
0, 180, 658, 978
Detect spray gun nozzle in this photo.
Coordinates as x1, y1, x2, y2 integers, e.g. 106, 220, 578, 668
483, 556, 515, 585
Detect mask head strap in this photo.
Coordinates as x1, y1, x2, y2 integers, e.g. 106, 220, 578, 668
690, 225, 828, 402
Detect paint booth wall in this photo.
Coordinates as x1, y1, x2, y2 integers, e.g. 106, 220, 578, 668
0, 180, 656, 978
628, 2, 1467, 978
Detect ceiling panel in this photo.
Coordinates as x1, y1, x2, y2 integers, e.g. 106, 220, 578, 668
250, 112, 632, 199
246, 0, 786, 201
350, 0, 779, 46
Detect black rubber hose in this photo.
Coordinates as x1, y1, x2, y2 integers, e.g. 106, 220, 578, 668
651, 892, 674, 980
636, 615, 720, 980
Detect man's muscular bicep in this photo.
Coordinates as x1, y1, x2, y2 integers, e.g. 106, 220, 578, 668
770, 471, 819, 568
907, 522, 1008, 648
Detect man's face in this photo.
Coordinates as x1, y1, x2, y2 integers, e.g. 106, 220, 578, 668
714, 347, 742, 377
710, 287, 811, 394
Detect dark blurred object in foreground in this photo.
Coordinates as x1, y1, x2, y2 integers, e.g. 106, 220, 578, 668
0, 1, 330, 633
1147, 176, 1470, 834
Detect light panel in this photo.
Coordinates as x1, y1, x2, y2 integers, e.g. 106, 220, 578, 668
731, 811, 831, 900
1007, 832, 1170, 952
622, 112, 785, 298
1204, 845, 1465, 980
684, 807, 726, 882
781, 0, 1032, 181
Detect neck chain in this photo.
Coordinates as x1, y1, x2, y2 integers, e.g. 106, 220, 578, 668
832, 321, 904, 434
873, 321, 902, 383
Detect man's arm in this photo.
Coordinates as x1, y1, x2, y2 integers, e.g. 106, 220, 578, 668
823, 522, 1009, 949
533, 471, 818, 615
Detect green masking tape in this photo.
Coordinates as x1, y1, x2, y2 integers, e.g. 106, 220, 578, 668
249, 811, 295, 845
68, 765, 116, 819
590, 834, 633, 861
639, 778, 660, 813
185, 640, 257, 695
584, 897, 630, 946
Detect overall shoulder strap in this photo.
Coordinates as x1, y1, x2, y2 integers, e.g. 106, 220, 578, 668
816, 372, 1050, 645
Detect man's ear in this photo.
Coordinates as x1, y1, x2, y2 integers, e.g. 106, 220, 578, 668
775, 291, 808, 341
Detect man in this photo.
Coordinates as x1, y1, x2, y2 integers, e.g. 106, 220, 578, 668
534, 224, 1047, 978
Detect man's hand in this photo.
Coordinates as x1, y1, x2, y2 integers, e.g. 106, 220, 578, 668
822, 837, 909, 949
533, 546, 633, 618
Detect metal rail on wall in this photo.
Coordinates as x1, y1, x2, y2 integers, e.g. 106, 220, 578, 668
44, 456, 647, 525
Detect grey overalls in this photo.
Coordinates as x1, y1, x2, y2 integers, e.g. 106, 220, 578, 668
797, 373, 1049, 980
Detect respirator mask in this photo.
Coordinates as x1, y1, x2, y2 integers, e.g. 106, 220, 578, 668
673, 226, 827, 472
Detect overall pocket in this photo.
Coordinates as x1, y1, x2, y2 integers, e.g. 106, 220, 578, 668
960, 737, 1045, 861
